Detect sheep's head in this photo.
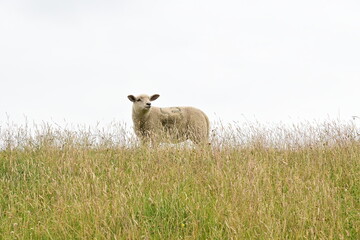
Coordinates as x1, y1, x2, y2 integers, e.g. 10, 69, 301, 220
128, 94, 160, 113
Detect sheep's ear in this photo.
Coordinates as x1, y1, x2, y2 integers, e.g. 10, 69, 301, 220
128, 95, 136, 102
150, 94, 160, 101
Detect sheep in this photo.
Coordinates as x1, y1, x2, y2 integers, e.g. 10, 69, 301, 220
128, 94, 210, 145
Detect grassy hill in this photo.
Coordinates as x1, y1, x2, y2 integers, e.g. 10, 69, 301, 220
0, 121, 359, 239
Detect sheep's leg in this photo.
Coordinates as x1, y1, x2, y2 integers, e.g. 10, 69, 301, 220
187, 112, 210, 145
188, 125, 208, 145
143, 132, 161, 148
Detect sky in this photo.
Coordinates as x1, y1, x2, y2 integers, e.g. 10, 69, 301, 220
1, 0, 360, 129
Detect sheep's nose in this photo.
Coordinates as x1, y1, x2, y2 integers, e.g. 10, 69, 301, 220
146, 102, 151, 106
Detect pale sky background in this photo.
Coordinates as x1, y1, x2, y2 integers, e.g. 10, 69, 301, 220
1, 0, 360, 129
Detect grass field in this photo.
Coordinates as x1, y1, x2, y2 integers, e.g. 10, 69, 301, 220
0, 121, 359, 239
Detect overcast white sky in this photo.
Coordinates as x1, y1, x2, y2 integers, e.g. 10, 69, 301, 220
1, 0, 360, 128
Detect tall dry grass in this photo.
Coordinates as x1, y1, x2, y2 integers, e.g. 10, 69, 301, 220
0, 120, 359, 239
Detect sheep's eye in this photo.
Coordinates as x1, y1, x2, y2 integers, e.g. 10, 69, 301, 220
137, 99, 142, 102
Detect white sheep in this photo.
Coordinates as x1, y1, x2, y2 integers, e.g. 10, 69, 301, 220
128, 94, 210, 145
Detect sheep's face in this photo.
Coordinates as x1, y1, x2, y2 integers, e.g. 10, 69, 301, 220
128, 94, 160, 113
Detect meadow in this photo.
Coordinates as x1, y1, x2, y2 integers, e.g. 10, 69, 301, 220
0, 120, 359, 239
